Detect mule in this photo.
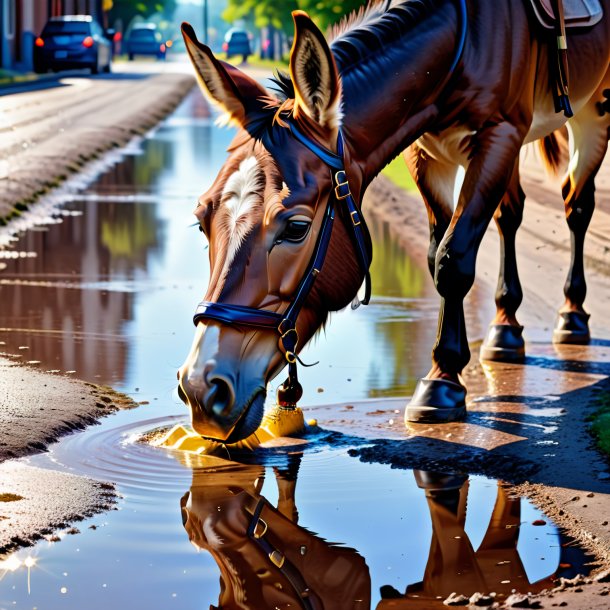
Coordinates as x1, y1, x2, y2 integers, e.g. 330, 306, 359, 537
178, 0, 610, 441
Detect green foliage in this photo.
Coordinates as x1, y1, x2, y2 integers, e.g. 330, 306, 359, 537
222, 0, 367, 33
590, 390, 610, 456
381, 155, 417, 192
109, 0, 177, 31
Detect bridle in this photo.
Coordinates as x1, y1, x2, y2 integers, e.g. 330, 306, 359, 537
191, 0, 468, 408
193, 123, 373, 407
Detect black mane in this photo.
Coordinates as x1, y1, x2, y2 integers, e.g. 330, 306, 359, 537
330, 0, 440, 70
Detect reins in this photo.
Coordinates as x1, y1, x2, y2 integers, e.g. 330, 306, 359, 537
192, 0, 468, 409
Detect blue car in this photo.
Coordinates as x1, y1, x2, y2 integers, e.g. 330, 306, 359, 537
34, 15, 112, 74
125, 25, 166, 60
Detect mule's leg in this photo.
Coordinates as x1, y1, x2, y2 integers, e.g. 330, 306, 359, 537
406, 123, 526, 423
480, 160, 526, 362
402, 144, 457, 280
553, 102, 609, 343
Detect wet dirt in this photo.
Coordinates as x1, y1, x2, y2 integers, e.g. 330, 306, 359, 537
0, 89, 609, 608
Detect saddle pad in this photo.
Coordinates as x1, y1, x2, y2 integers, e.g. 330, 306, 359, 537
528, 0, 603, 29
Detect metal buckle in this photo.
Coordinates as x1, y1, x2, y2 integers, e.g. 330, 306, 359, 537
269, 550, 285, 568
285, 351, 297, 364
350, 210, 361, 226
334, 170, 351, 200
253, 518, 268, 539
277, 318, 294, 335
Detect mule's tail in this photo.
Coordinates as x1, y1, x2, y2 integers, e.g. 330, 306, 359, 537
538, 127, 569, 175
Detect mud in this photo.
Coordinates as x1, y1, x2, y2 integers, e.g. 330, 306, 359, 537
0, 355, 138, 556
0, 356, 137, 462
0, 462, 116, 557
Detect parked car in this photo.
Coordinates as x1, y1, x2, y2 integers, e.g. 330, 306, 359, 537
222, 28, 252, 61
125, 25, 166, 60
34, 15, 112, 74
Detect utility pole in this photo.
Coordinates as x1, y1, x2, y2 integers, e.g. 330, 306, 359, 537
203, 0, 209, 45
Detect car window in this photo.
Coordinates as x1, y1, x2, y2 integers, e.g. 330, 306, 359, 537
43, 22, 91, 36
130, 29, 156, 40
230, 32, 248, 41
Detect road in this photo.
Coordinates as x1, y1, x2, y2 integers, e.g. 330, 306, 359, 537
0, 58, 194, 224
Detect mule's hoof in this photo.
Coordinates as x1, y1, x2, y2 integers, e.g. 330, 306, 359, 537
552, 311, 590, 344
480, 324, 525, 362
405, 378, 466, 423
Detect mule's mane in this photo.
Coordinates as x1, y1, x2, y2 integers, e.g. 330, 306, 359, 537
235, 0, 440, 146
330, 0, 441, 70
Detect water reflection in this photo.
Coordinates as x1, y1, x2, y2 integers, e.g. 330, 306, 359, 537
180, 454, 371, 610
179, 456, 577, 610
0, 144, 167, 382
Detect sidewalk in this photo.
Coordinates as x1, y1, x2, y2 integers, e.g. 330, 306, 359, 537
0, 70, 194, 225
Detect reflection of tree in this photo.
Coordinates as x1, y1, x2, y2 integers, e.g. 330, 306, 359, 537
0, 137, 168, 384
101, 203, 161, 268
366, 216, 435, 397
368, 217, 425, 300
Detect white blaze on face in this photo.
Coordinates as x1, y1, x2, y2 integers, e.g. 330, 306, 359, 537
215, 156, 263, 289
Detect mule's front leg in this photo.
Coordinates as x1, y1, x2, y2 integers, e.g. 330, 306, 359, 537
480, 160, 526, 362
406, 123, 526, 423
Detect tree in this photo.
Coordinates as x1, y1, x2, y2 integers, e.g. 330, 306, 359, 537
109, 0, 177, 32
222, 0, 367, 35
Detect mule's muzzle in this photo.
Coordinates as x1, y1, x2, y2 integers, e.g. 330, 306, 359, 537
178, 363, 265, 442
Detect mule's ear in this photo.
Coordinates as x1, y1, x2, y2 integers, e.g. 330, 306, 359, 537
290, 11, 342, 129
181, 22, 268, 127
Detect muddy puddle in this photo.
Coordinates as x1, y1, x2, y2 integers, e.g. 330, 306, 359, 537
0, 92, 593, 608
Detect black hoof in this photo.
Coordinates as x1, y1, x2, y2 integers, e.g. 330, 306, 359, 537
480, 324, 525, 362
405, 378, 466, 423
552, 311, 590, 344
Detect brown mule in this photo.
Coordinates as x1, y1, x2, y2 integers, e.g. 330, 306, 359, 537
178, 0, 610, 441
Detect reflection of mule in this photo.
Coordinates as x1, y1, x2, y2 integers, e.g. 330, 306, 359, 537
377, 471, 566, 609
180, 456, 371, 610
177, 1, 610, 440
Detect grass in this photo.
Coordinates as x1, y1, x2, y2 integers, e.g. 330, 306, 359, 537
381, 155, 417, 191
217, 53, 288, 71
590, 390, 610, 455
0, 69, 38, 86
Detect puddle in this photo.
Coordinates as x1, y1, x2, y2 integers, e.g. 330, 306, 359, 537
0, 92, 594, 607
1, 416, 593, 609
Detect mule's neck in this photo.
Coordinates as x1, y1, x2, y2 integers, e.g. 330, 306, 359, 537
334, 0, 461, 193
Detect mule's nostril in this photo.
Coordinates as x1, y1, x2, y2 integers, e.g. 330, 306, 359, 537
177, 383, 188, 404
204, 376, 235, 417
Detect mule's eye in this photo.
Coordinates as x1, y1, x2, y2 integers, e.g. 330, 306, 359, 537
280, 220, 311, 243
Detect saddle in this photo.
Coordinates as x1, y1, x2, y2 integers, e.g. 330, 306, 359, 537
526, 0, 604, 117
528, 0, 603, 29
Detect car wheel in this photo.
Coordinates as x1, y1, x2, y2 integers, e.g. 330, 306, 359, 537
128, 53, 134, 61
103, 62, 111, 73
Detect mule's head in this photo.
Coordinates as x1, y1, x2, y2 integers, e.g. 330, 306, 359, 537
178, 14, 368, 442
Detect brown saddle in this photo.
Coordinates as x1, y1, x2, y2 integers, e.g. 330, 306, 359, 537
528, 0, 603, 29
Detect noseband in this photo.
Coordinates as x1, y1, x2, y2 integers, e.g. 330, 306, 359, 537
192, 125, 372, 407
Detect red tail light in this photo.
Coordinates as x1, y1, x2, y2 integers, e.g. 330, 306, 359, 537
35, 37, 44, 47
82, 36, 94, 48
160, 44, 166, 52
222, 42, 228, 52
